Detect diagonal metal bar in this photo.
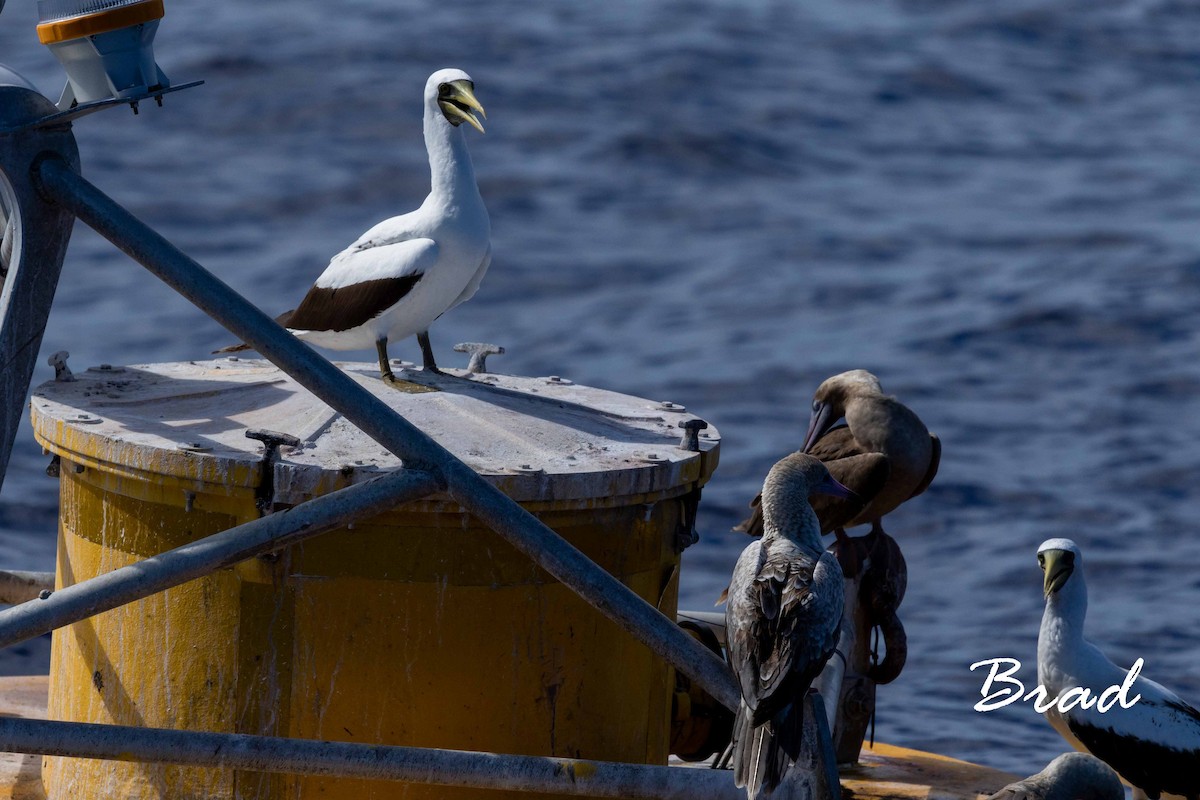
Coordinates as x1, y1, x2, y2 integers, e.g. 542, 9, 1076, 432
0, 468, 440, 650
0, 716, 743, 799
35, 155, 742, 712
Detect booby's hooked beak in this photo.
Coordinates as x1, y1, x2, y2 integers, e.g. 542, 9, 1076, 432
439, 79, 487, 133
1040, 549, 1075, 597
803, 402, 836, 453
812, 473, 858, 501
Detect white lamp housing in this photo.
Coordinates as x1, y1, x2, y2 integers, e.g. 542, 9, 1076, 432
37, 0, 169, 109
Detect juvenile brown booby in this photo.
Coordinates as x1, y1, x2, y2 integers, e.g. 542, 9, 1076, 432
726, 453, 851, 799
736, 370, 939, 540
986, 752, 1123, 800
1037, 538, 1200, 800
217, 68, 491, 381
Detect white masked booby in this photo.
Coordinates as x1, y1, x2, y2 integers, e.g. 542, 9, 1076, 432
735, 370, 939, 542
726, 453, 851, 799
987, 752, 1123, 800
218, 68, 491, 381
1037, 538, 1200, 800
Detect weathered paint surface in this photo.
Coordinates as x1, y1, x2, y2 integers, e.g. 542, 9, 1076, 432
30, 362, 717, 799
29, 360, 720, 507
842, 742, 1019, 800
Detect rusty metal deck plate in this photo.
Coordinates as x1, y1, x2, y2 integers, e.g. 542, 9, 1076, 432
29, 360, 720, 507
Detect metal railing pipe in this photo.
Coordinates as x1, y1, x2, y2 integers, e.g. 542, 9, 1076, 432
0, 569, 54, 605
0, 716, 743, 799
0, 468, 440, 649
35, 155, 742, 712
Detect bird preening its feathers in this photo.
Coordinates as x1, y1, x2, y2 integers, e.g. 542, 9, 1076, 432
736, 370, 940, 544
216, 68, 491, 382
725, 453, 852, 798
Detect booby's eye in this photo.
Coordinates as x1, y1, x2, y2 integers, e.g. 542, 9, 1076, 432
811, 400, 820, 412
1037, 553, 1045, 568
438, 83, 451, 96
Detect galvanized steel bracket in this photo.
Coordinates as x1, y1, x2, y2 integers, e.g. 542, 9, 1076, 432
0, 83, 79, 496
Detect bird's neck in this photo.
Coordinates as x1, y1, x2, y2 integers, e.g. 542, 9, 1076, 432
424, 112, 478, 206
1038, 575, 1088, 669
762, 497, 823, 553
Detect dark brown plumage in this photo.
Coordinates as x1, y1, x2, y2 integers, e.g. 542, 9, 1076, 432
735, 371, 939, 540
282, 275, 424, 333
735, 426, 890, 538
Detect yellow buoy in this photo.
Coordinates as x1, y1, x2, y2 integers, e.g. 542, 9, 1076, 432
30, 360, 720, 799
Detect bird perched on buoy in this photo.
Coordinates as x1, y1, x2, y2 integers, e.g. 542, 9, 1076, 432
726, 453, 851, 799
986, 752, 1123, 800
1037, 538, 1200, 800
735, 370, 939, 543
216, 68, 491, 381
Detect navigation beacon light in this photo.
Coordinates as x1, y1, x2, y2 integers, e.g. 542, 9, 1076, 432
36, 0, 172, 110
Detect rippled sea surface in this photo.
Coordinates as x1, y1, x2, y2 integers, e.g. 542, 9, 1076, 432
2, 0, 1200, 778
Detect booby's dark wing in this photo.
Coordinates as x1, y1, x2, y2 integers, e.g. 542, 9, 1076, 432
1065, 697, 1200, 800
906, 432, 941, 500
285, 238, 438, 333
283, 275, 423, 332
727, 547, 842, 796
727, 549, 842, 722
804, 423, 859, 459
812, 452, 890, 532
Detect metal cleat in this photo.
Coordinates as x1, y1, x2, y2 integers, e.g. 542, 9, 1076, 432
677, 418, 709, 452
48, 350, 74, 382
454, 342, 504, 374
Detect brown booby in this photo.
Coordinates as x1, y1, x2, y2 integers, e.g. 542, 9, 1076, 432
735, 369, 939, 541
1037, 538, 1200, 800
216, 68, 490, 381
725, 453, 852, 798
987, 752, 1123, 800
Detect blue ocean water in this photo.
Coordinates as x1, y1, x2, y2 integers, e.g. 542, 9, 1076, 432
1, 0, 1199, 779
